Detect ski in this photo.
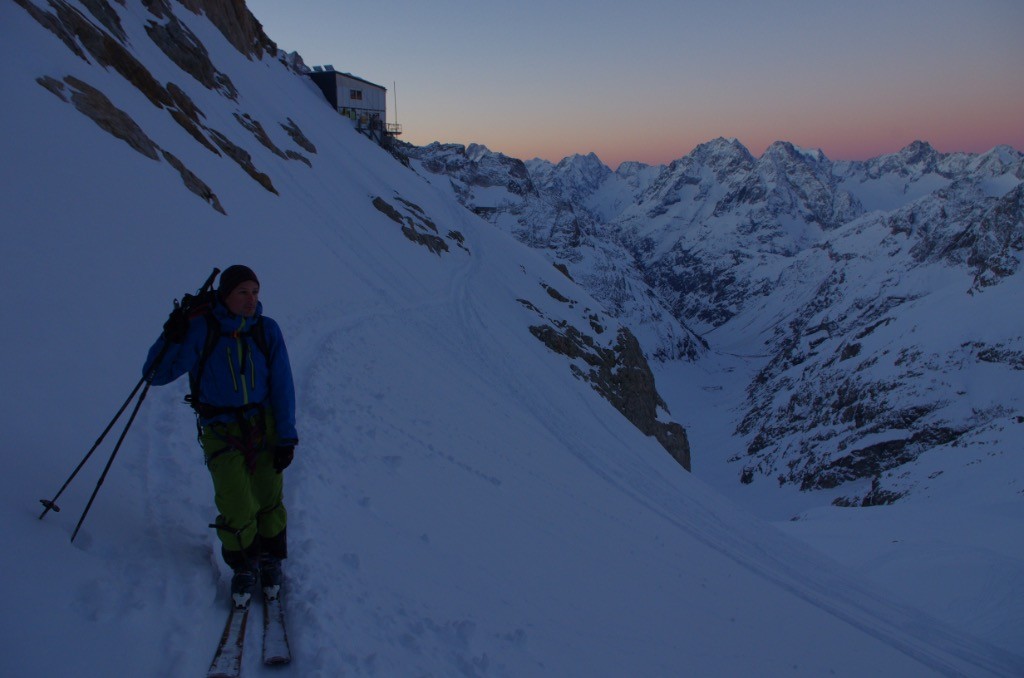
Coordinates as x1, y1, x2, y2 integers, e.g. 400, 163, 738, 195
208, 603, 250, 678
262, 587, 291, 665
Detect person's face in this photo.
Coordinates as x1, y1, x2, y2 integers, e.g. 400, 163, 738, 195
224, 281, 259, 318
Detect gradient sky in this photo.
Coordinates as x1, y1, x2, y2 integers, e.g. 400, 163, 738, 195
245, 0, 1024, 168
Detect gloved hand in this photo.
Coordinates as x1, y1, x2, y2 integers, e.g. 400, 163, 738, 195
162, 307, 190, 343
273, 445, 294, 473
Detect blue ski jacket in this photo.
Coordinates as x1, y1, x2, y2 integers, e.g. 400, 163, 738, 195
143, 300, 298, 443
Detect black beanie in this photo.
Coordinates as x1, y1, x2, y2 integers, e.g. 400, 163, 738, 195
218, 265, 259, 300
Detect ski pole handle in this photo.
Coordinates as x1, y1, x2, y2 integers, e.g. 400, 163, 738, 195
199, 267, 221, 295
175, 267, 222, 315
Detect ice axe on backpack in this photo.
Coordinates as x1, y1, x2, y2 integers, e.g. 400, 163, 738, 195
38, 268, 221, 542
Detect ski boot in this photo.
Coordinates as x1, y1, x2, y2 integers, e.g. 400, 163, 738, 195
230, 569, 256, 610
260, 555, 283, 602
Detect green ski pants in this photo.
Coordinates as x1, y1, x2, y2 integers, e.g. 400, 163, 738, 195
200, 408, 287, 557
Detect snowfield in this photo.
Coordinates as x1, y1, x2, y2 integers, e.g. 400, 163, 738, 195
1, 1, 1021, 676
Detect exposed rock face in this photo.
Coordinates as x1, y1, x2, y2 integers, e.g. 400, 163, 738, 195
174, 0, 276, 60
17, 0, 174, 108
888, 181, 1024, 289
597, 329, 691, 471
728, 176, 1023, 500
37, 75, 225, 214
208, 129, 277, 194
144, 5, 239, 99
405, 142, 537, 201
162, 150, 226, 214
622, 138, 867, 332
962, 184, 1024, 287
164, 82, 219, 154
519, 278, 692, 472
58, 75, 161, 160
529, 322, 691, 471
235, 113, 287, 158
372, 196, 457, 256
16, 0, 321, 206
78, 0, 127, 41
281, 118, 317, 155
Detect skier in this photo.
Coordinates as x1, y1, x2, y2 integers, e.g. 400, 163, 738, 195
143, 265, 297, 609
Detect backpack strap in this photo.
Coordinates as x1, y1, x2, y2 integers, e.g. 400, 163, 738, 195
185, 312, 221, 412
185, 313, 272, 415
249, 316, 270, 362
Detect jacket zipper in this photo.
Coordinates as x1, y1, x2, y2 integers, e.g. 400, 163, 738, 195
226, 346, 238, 392
236, 318, 250, 405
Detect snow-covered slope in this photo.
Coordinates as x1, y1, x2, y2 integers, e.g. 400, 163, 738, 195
2, 1, 1022, 676
403, 132, 1024, 658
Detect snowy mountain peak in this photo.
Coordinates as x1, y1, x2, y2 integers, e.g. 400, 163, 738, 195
762, 140, 828, 166
545, 151, 612, 194
615, 159, 655, 176
556, 150, 607, 170
864, 139, 944, 179
897, 139, 939, 163
971, 144, 1024, 179
466, 141, 494, 162
691, 135, 757, 167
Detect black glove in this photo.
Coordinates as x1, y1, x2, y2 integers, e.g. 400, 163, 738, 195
162, 307, 190, 343
273, 445, 294, 473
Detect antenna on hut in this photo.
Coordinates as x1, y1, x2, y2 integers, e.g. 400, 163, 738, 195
393, 81, 399, 130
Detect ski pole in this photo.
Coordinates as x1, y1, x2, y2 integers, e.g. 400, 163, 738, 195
69, 368, 161, 542
38, 267, 221, 540
38, 375, 148, 519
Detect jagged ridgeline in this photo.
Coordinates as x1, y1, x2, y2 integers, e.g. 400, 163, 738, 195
404, 139, 1024, 503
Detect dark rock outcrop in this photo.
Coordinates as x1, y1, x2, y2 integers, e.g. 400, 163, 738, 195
530, 323, 691, 471
372, 196, 463, 256
37, 75, 225, 214
56, 75, 160, 159
281, 118, 317, 155
17, 0, 173, 108
175, 0, 277, 60
144, 2, 238, 99
235, 113, 287, 158
162, 150, 226, 214
208, 130, 277, 194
